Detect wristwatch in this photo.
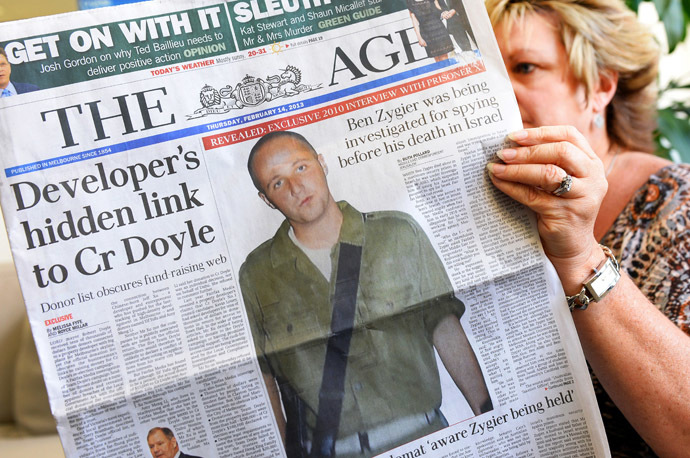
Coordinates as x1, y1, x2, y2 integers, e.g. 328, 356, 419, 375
567, 245, 621, 311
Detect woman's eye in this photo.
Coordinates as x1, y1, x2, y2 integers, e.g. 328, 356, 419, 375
297, 164, 306, 172
514, 63, 536, 74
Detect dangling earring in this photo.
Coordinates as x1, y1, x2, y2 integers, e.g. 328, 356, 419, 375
593, 112, 604, 129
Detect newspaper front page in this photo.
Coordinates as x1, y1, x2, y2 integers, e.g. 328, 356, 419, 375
0, 1, 609, 456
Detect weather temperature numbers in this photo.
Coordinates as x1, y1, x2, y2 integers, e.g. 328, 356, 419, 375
247, 47, 267, 57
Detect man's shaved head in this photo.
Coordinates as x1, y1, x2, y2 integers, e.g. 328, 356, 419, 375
247, 131, 318, 192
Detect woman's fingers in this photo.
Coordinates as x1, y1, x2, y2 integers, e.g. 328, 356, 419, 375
487, 169, 581, 214
487, 162, 576, 197
487, 126, 609, 265
498, 141, 593, 178
508, 126, 598, 160
486, 125, 608, 214
490, 126, 606, 203
488, 173, 549, 210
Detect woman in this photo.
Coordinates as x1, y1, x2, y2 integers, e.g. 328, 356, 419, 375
484, 0, 690, 455
407, 0, 454, 61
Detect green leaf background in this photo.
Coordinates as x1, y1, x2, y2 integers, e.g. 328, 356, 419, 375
627, 0, 690, 162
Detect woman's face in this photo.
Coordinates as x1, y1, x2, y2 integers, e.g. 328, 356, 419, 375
494, 12, 596, 136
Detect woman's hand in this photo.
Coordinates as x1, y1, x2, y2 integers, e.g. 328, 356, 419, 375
487, 126, 608, 292
444, 9, 457, 19
487, 127, 690, 456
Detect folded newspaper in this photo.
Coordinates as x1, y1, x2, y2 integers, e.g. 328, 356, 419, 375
0, 1, 610, 456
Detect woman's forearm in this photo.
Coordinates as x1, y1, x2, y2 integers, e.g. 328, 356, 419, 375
572, 273, 690, 456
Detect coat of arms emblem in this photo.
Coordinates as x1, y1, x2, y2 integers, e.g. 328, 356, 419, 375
189, 65, 322, 119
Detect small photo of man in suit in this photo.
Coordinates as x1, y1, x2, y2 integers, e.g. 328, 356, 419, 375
0, 47, 39, 97
147, 427, 203, 458
440, 0, 477, 53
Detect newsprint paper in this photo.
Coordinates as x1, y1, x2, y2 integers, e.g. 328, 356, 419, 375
0, 1, 610, 457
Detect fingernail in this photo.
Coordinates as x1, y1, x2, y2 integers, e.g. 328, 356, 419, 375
509, 130, 528, 141
497, 148, 516, 161
486, 163, 506, 174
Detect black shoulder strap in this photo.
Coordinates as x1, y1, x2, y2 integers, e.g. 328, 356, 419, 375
310, 242, 362, 457
280, 380, 310, 458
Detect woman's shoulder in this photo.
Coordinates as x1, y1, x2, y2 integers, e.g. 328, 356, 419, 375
614, 152, 673, 183
649, 160, 690, 182
596, 153, 671, 237
602, 157, 690, 334
606, 153, 680, 203
596, 152, 690, 237
617, 153, 690, 215
605, 153, 690, 241
628, 153, 690, 198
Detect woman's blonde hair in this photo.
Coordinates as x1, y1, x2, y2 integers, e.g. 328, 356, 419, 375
486, 0, 659, 152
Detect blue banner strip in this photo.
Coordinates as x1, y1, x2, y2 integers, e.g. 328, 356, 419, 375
6, 57, 465, 178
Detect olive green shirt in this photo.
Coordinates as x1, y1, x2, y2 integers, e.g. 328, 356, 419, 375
239, 202, 464, 438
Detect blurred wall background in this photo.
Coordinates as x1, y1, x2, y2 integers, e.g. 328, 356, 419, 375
0, 0, 78, 22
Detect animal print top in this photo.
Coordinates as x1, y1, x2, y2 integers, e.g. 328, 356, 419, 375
596, 163, 690, 456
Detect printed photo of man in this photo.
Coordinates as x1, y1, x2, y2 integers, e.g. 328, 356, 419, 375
440, 0, 477, 53
147, 427, 203, 458
239, 131, 493, 457
0, 48, 39, 97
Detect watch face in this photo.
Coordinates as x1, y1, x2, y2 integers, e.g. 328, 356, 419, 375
586, 258, 621, 301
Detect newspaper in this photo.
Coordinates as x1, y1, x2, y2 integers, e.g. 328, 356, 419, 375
0, 1, 609, 456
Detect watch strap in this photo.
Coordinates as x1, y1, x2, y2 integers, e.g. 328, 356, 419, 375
567, 245, 620, 312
